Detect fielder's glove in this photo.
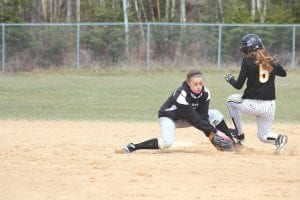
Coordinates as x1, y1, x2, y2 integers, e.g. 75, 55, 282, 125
224, 73, 234, 82
209, 130, 234, 151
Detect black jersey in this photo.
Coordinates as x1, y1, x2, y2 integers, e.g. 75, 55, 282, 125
158, 82, 216, 136
229, 57, 287, 100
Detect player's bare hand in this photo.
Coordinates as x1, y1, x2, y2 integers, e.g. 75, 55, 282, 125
224, 73, 234, 82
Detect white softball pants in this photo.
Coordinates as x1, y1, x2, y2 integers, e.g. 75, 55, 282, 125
226, 94, 278, 144
158, 109, 224, 149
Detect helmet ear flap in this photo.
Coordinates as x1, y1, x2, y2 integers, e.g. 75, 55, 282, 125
240, 45, 250, 58
240, 49, 247, 58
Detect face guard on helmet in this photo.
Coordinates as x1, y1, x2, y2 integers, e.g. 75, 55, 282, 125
240, 34, 264, 57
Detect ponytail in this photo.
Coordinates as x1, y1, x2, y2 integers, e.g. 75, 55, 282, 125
254, 49, 278, 73
246, 49, 278, 73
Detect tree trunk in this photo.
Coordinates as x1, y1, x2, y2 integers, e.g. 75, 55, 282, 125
256, 0, 261, 12
140, 0, 148, 22
66, 0, 72, 22
134, 0, 146, 43
112, 0, 115, 9
99, 0, 106, 6
178, 0, 186, 67
49, 0, 53, 22
180, 0, 186, 23
31, 1, 37, 22
58, 0, 64, 21
53, 0, 57, 21
123, 0, 129, 56
231, 0, 238, 13
251, 0, 256, 21
218, 0, 224, 23
171, 0, 175, 18
134, 0, 141, 21
165, 0, 170, 21
261, 0, 267, 23
148, 0, 156, 22
156, 0, 161, 21
76, 0, 80, 22
41, 0, 48, 21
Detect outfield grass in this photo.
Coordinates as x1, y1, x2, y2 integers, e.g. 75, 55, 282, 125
0, 69, 299, 122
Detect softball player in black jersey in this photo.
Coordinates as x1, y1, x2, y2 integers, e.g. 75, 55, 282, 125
225, 34, 288, 153
122, 70, 235, 153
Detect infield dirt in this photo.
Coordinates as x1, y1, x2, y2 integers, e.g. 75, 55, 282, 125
0, 121, 299, 200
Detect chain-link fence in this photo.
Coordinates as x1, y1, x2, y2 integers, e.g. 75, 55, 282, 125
1, 23, 299, 72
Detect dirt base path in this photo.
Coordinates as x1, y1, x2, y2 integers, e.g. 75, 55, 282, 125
0, 121, 299, 200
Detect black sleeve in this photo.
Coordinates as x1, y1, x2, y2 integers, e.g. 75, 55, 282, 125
175, 99, 216, 137
274, 63, 287, 77
229, 60, 248, 89
197, 99, 209, 120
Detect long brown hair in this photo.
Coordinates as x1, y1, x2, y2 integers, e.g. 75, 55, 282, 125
247, 49, 278, 73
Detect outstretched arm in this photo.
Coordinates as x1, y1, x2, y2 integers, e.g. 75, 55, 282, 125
174, 90, 216, 136
176, 102, 216, 137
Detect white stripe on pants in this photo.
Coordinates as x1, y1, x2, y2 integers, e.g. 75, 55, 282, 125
226, 94, 278, 144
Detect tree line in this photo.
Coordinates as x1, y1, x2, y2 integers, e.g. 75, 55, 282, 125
0, 0, 299, 71
1, 0, 299, 24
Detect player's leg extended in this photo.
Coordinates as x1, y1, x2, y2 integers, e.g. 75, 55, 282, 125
158, 117, 176, 149
122, 137, 160, 153
226, 94, 244, 141
122, 117, 176, 153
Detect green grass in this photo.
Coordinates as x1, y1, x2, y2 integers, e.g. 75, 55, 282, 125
0, 68, 299, 122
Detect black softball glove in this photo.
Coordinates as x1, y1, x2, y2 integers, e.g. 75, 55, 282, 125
209, 130, 234, 151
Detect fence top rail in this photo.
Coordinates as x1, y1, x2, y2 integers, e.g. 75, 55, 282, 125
1, 22, 300, 27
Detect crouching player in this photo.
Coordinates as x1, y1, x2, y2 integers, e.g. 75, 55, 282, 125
122, 70, 236, 153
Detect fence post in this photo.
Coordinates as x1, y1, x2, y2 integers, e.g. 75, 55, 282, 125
292, 25, 296, 69
76, 23, 80, 69
217, 24, 222, 69
146, 23, 150, 68
2, 24, 5, 72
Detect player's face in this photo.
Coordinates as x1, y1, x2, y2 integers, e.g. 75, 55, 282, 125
187, 76, 204, 94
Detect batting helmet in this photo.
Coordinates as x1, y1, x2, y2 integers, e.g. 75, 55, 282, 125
240, 34, 264, 56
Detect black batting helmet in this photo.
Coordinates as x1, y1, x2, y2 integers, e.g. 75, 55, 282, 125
240, 34, 264, 56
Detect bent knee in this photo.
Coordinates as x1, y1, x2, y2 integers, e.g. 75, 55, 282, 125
257, 133, 275, 144
226, 94, 242, 104
158, 138, 173, 149
208, 109, 224, 126
258, 136, 268, 143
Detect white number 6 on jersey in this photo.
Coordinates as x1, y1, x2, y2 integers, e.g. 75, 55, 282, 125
259, 64, 270, 83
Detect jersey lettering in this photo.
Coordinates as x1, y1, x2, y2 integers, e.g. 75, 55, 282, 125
258, 64, 270, 83
191, 103, 199, 109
